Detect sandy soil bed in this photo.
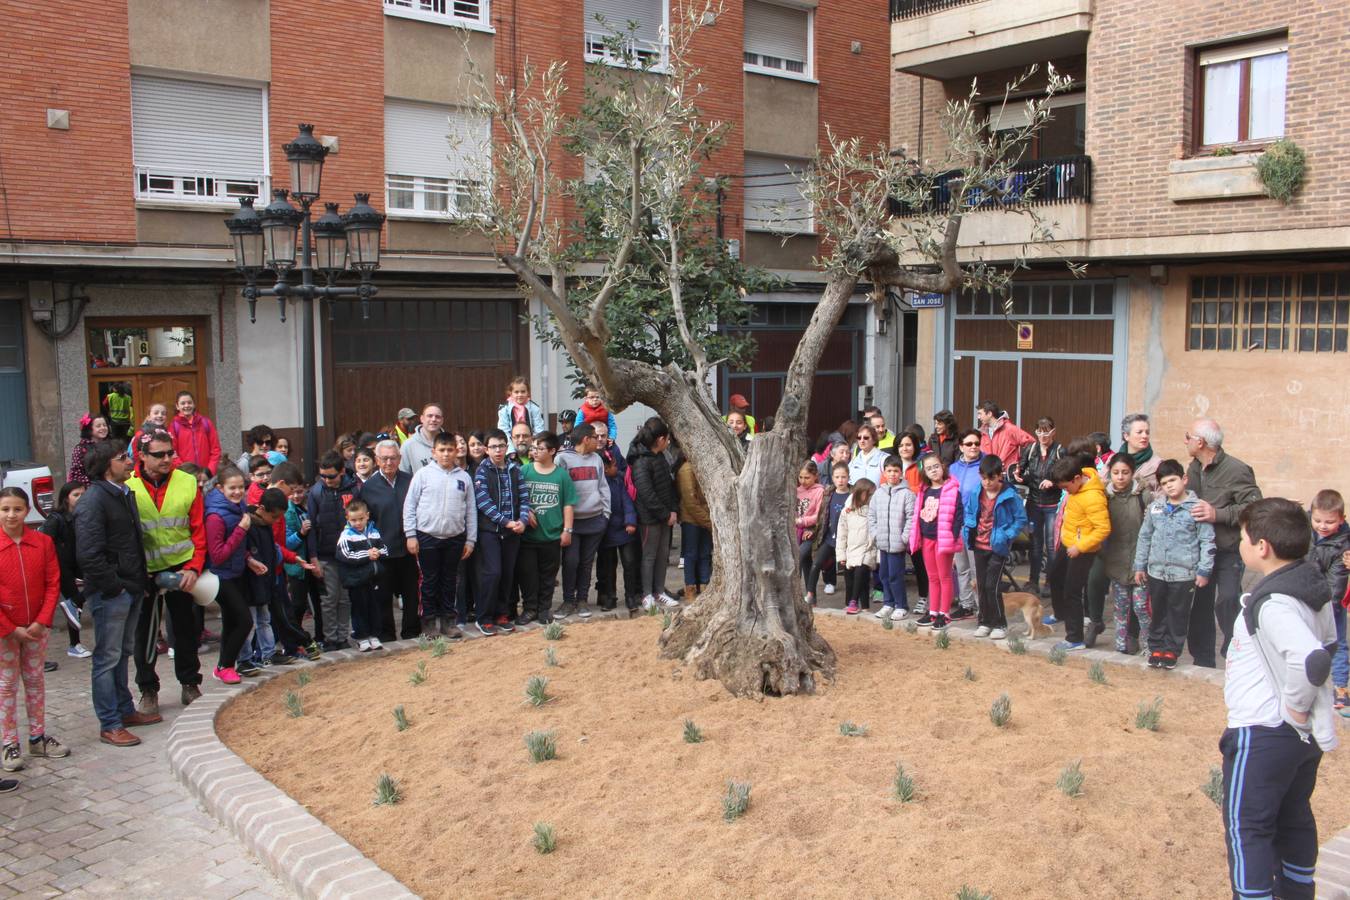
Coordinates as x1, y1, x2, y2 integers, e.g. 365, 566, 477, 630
218, 616, 1350, 899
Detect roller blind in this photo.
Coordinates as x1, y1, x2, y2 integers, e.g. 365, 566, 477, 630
585, 0, 663, 45
1199, 36, 1287, 67
745, 1, 808, 70
131, 75, 265, 174
987, 92, 1085, 131
744, 153, 810, 230
385, 99, 488, 178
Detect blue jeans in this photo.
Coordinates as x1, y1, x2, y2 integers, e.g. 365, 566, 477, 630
1334, 604, 1348, 689
248, 605, 274, 663
88, 590, 142, 731
680, 524, 713, 587
878, 550, 908, 609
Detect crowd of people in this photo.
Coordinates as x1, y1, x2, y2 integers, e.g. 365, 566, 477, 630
3, 379, 1344, 898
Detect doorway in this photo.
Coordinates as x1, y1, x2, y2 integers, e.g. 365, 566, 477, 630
85, 317, 209, 436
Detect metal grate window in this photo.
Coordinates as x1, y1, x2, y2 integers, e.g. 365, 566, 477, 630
958, 282, 1114, 318
1187, 273, 1350, 352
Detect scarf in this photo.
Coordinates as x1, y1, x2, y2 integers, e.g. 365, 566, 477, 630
1116, 442, 1153, 466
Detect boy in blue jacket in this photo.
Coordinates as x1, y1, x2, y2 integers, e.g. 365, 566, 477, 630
596, 447, 640, 615
963, 455, 1027, 639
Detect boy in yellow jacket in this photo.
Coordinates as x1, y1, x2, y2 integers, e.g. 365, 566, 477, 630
1046, 457, 1112, 651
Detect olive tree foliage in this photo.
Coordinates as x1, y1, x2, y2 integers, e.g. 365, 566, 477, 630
454, 5, 1071, 696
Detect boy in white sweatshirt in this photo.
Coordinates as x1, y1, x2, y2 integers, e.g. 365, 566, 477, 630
402, 432, 476, 639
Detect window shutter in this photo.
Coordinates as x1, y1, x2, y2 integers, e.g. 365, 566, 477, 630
744, 154, 810, 230
745, 1, 808, 68
585, 0, 663, 46
1199, 36, 1288, 67
131, 75, 265, 175
384, 100, 488, 179
987, 92, 1085, 131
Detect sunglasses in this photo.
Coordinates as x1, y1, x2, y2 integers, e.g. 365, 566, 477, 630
319, 471, 341, 480
142, 449, 173, 460
961, 441, 979, 447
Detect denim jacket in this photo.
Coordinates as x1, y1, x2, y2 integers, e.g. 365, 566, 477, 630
1133, 490, 1216, 582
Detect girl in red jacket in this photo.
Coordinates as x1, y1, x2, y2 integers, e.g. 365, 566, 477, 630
0, 487, 69, 776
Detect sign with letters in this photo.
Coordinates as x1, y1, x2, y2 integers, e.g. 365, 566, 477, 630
908, 292, 945, 309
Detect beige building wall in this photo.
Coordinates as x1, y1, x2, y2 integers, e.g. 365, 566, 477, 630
128, 0, 270, 80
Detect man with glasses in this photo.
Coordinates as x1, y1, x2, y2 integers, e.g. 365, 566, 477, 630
976, 400, 1034, 470
74, 441, 156, 746
399, 403, 445, 474
126, 430, 208, 714
361, 440, 421, 641
308, 451, 360, 650
1184, 418, 1262, 666
473, 430, 531, 636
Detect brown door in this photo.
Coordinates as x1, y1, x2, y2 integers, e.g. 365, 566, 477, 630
975, 359, 1018, 422
952, 356, 974, 426
1020, 358, 1112, 441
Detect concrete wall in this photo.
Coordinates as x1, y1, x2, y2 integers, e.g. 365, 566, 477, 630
385, 18, 493, 105
137, 210, 232, 246
744, 74, 818, 158
234, 292, 303, 435
128, 0, 270, 81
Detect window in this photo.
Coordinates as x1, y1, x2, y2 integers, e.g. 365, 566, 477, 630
744, 154, 812, 233
87, 324, 197, 369
382, 0, 489, 29
130, 75, 267, 204
584, 0, 665, 66
958, 282, 1114, 317
1187, 273, 1350, 352
744, 1, 811, 79
384, 99, 489, 218
986, 92, 1086, 159
332, 299, 516, 364
1197, 36, 1287, 148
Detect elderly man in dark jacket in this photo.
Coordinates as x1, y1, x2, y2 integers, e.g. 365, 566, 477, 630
1184, 418, 1262, 666
73, 440, 158, 747
361, 439, 420, 641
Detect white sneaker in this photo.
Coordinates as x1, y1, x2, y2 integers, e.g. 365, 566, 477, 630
67, 644, 92, 659
875, 605, 894, 619
678, 558, 685, 569
973, 625, 991, 638
369, 637, 383, 650
989, 628, 1007, 640
168, 647, 175, 658
659, 593, 681, 608
823, 583, 836, 595
890, 607, 909, 621
641, 595, 657, 610
913, 597, 928, 616
358, 639, 372, 652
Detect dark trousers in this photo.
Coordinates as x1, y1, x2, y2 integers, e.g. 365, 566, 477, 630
1086, 556, 1110, 626
476, 529, 521, 625
1221, 724, 1323, 900
457, 553, 478, 625
805, 543, 836, 596
680, 523, 713, 587
378, 553, 422, 640
878, 550, 908, 610
518, 540, 562, 618
416, 534, 465, 622
911, 546, 928, 600
133, 584, 201, 690
973, 548, 1008, 629
286, 575, 315, 644
1192, 549, 1245, 667
1147, 576, 1196, 656
561, 525, 604, 605
348, 581, 382, 641
597, 540, 641, 607
268, 577, 310, 655
844, 565, 872, 607
1026, 502, 1057, 587
213, 577, 253, 670
1048, 548, 1095, 643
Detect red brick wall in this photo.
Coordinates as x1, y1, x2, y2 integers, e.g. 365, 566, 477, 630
0, 1, 136, 242
819, 2, 891, 154
684, 0, 746, 241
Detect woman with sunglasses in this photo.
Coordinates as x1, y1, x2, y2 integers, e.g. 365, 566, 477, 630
847, 425, 886, 487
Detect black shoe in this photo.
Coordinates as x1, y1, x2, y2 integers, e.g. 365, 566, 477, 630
916, 613, 935, 628
537, 611, 553, 625
1084, 622, 1105, 649
1147, 652, 1161, 669
556, 603, 577, 620
949, 607, 974, 622
1162, 653, 1178, 670
43, 660, 58, 673
0, 778, 16, 793
515, 613, 536, 628
270, 653, 299, 666
236, 660, 262, 677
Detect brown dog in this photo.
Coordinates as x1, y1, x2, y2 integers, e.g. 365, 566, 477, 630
1001, 591, 1053, 640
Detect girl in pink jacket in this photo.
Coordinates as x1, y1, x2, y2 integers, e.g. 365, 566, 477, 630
909, 454, 964, 629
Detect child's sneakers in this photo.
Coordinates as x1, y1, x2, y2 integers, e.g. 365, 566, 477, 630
845, 601, 860, 615
368, 637, 383, 650
213, 666, 242, 685
357, 639, 372, 652
916, 613, 935, 628
1, 744, 22, 772
889, 607, 909, 621
875, 605, 894, 619
823, 583, 836, 595
28, 735, 68, 759
1147, 652, 1162, 669
305, 641, 323, 661
1335, 687, 1349, 710
1160, 652, 1178, 670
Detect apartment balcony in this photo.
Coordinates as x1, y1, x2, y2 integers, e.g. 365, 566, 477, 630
889, 155, 1092, 260
890, 0, 1092, 80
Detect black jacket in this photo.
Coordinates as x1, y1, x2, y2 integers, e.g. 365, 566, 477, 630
73, 479, 148, 599
1309, 522, 1350, 607
306, 473, 359, 560
1016, 441, 1064, 507
627, 443, 677, 525
359, 470, 411, 557
39, 511, 82, 602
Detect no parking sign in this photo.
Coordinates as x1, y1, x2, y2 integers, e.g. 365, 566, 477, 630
1017, 322, 1033, 349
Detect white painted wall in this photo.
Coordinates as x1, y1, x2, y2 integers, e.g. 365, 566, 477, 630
235, 294, 302, 429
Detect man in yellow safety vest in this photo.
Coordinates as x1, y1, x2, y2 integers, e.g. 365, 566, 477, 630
127, 429, 208, 715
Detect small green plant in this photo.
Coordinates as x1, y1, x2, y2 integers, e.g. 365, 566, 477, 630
1056, 759, 1085, 797
525, 675, 553, 707
904, 620, 918, 635
283, 690, 303, 718
1048, 645, 1066, 666
373, 773, 401, 806
543, 622, 565, 640
644, 602, 660, 616
544, 646, 558, 667
417, 634, 431, 651
1211, 145, 1235, 157
956, 886, 993, 900
881, 616, 894, 631
990, 693, 1012, 728
1256, 138, 1306, 202
662, 611, 672, 629
893, 762, 916, 803
934, 628, 950, 650
683, 719, 705, 744
1088, 661, 1107, 685
430, 636, 449, 658
408, 660, 427, 686
393, 705, 410, 732
525, 729, 558, 763
1008, 635, 1027, 655
296, 671, 312, 688
1202, 765, 1223, 807
1135, 696, 1164, 731
964, 666, 977, 682
532, 822, 556, 855
722, 780, 751, 822
838, 721, 869, 738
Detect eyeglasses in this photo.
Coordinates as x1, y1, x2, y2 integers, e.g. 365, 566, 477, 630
858, 435, 873, 442
319, 471, 341, 480
142, 449, 173, 460
113, 452, 130, 462
961, 440, 979, 447
487, 443, 508, 450
1034, 429, 1055, 435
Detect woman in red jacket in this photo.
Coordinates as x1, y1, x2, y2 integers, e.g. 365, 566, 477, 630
0, 487, 69, 778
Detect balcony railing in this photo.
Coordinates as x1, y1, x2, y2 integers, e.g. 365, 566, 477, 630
889, 154, 1092, 217
890, 0, 980, 20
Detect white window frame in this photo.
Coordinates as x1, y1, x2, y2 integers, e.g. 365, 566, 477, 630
742, 1, 815, 83
744, 154, 813, 235
385, 174, 483, 220
382, 0, 493, 33
1195, 35, 1288, 150
583, 0, 668, 71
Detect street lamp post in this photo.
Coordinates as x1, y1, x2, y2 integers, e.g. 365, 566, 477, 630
224, 123, 385, 472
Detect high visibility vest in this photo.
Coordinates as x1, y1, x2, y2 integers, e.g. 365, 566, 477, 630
106, 392, 133, 423
127, 469, 197, 573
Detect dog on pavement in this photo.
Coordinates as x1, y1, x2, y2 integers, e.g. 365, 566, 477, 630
1001, 591, 1053, 640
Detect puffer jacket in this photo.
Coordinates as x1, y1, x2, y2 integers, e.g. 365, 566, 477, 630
168, 413, 221, 475
1307, 521, 1350, 607
835, 503, 878, 569
868, 483, 914, 554
627, 443, 677, 525
961, 484, 1027, 557
1100, 482, 1150, 585
307, 472, 359, 560
908, 477, 964, 555
203, 488, 248, 579
1061, 467, 1111, 554
1133, 490, 1216, 582
0, 528, 60, 638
